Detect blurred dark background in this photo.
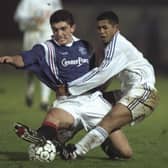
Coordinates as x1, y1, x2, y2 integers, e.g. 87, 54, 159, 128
0, 0, 168, 74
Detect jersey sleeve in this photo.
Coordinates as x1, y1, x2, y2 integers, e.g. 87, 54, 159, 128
20, 44, 45, 69
68, 39, 128, 95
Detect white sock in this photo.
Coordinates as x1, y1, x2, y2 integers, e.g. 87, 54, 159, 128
75, 126, 108, 156
26, 73, 35, 97
40, 82, 51, 103
27, 82, 35, 97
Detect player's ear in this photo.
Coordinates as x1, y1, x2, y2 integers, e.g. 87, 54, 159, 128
115, 24, 119, 29
71, 24, 76, 33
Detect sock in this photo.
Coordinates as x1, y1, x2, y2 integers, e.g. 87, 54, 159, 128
40, 82, 50, 103
27, 75, 35, 97
75, 126, 108, 156
37, 121, 58, 140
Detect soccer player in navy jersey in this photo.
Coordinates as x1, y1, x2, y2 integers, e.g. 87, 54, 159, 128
0, 10, 132, 159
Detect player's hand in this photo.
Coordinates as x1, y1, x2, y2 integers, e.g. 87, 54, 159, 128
0, 55, 24, 67
34, 11, 50, 26
60, 144, 78, 160
56, 84, 70, 97
0, 56, 13, 64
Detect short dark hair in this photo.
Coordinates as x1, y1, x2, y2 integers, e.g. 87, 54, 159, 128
50, 9, 74, 26
96, 11, 119, 25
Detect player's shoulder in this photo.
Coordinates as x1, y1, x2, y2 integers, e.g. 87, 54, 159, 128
39, 40, 56, 51
109, 32, 132, 52
80, 39, 91, 47
77, 39, 93, 54
116, 33, 132, 46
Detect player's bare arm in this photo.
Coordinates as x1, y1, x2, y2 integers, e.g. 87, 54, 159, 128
0, 55, 24, 67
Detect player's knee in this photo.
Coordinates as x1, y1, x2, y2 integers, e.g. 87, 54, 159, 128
44, 108, 60, 125
120, 147, 133, 159
44, 108, 74, 128
101, 138, 133, 160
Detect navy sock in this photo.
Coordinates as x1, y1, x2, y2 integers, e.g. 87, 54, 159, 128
37, 122, 57, 140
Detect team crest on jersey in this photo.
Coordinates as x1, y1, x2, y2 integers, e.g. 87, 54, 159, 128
78, 47, 87, 55
59, 51, 69, 55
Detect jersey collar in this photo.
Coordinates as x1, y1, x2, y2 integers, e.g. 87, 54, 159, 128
52, 35, 80, 47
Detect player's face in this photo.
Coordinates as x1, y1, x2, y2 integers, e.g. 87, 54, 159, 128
97, 19, 118, 44
51, 21, 75, 45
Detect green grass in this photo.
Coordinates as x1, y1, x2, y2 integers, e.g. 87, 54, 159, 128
0, 69, 168, 168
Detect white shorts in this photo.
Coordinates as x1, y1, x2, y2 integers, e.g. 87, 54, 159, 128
53, 91, 111, 131
118, 85, 159, 125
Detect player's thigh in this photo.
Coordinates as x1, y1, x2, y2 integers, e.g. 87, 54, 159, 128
99, 103, 132, 132
80, 93, 112, 130
119, 87, 159, 125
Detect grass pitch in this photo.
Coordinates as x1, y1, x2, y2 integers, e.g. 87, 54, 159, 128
0, 69, 168, 168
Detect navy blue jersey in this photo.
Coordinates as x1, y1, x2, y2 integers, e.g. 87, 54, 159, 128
20, 39, 91, 91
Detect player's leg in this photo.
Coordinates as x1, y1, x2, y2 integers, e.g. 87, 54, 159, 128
55, 125, 83, 144
99, 103, 131, 133
96, 90, 132, 159
15, 95, 84, 144
77, 92, 132, 159
96, 88, 159, 155
38, 107, 75, 138
15, 107, 76, 141
25, 71, 35, 107
62, 87, 159, 159
40, 82, 51, 111
101, 129, 133, 159
70, 103, 131, 157
78, 91, 112, 130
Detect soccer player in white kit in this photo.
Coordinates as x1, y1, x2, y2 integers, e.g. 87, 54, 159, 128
61, 11, 159, 159
14, 0, 63, 110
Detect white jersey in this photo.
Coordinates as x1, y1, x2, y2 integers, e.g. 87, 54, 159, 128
14, 0, 62, 49
68, 31, 156, 95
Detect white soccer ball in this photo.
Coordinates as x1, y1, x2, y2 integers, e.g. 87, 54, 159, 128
28, 140, 56, 162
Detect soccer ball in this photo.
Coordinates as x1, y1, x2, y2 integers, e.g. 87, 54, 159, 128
28, 140, 56, 162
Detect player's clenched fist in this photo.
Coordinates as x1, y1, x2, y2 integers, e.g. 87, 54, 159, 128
0, 55, 24, 67
0, 56, 13, 64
